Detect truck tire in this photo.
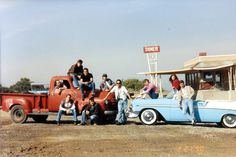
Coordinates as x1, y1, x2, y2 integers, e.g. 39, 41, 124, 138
10, 105, 28, 124
32, 115, 48, 123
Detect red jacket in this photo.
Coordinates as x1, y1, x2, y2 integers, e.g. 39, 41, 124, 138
171, 79, 180, 90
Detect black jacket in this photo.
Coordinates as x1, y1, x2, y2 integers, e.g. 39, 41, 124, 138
88, 104, 100, 116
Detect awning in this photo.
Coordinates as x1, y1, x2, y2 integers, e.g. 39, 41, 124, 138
137, 68, 196, 75
137, 62, 235, 75
191, 61, 235, 70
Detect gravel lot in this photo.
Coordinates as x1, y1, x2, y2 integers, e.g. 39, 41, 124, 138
1, 110, 236, 157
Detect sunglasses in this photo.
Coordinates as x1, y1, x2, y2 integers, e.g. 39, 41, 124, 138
116, 82, 121, 84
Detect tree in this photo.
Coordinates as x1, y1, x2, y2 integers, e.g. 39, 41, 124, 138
123, 79, 143, 92
9, 78, 32, 93
0, 84, 12, 93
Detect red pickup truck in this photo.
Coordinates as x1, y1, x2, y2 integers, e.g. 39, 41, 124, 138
0, 76, 117, 123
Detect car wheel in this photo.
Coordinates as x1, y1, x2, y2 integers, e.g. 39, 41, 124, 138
221, 114, 236, 128
10, 105, 28, 123
140, 109, 157, 125
32, 115, 48, 123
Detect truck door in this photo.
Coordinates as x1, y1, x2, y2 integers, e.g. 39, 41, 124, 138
48, 79, 76, 111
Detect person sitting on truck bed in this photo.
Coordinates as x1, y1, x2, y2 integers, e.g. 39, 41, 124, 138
79, 68, 95, 100
81, 97, 101, 125
51, 80, 67, 95
56, 94, 78, 125
99, 73, 115, 91
67, 59, 83, 89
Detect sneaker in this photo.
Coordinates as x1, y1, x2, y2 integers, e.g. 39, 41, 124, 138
80, 123, 86, 126
57, 121, 60, 126
191, 120, 196, 126
74, 121, 78, 125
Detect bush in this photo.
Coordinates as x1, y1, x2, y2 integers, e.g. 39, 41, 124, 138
123, 79, 143, 92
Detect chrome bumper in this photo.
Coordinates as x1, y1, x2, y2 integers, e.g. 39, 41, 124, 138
128, 111, 140, 118
104, 110, 117, 116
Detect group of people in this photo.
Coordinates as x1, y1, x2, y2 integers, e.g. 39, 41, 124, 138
55, 79, 131, 126
67, 59, 95, 100
55, 59, 195, 126
55, 59, 132, 125
56, 94, 100, 125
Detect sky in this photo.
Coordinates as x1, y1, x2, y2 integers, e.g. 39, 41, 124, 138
1, 0, 236, 90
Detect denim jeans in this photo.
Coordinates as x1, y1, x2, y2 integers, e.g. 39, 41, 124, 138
117, 99, 128, 124
182, 98, 195, 121
71, 75, 80, 88
56, 109, 78, 122
81, 110, 99, 124
80, 82, 95, 97
148, 89, 159, 99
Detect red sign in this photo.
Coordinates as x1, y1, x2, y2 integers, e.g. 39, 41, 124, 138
144, 46, 160, 53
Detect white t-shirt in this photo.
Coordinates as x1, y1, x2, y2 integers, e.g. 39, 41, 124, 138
110, 86, 129, 100
59, 101, 75, 111
180, 86, 195, 99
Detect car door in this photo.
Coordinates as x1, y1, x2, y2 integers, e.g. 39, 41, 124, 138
48, 79, 76, 111
169, 99, 189, 122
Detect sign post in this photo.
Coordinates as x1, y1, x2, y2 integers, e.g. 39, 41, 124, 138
143, 45, 160, 87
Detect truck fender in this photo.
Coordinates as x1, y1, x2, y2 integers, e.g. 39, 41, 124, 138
4, 98, 33, 114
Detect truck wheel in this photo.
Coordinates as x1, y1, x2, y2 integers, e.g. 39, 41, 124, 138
10, 105, 28, 124
221, 114, 236, 128
32, 115, 48, 123
140, 109, 157, 125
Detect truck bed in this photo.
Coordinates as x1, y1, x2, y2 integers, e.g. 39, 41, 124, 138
0, 93, 48, 113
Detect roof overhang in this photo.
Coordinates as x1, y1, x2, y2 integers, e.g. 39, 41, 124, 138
137, 68, 196, 75
138, 63, 235, 75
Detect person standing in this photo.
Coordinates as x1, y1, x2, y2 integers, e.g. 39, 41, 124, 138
79, 68, 96, 100
67, 59, 83, 89
81, 97, 101, 125
99, 74, 115, 91
104, 79, 131, 125
139, 79, 159, 99
56, 94, 78, 125
179, 80, 196, 125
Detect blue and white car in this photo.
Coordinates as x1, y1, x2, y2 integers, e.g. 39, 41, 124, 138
129, 98, 236, 128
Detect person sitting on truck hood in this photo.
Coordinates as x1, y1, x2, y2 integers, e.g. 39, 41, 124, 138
51, 80, 67, 95
79, 68, 96, 100
99, 73, 115, 91
56, 94, 78, 125
81, 97, 101, 125
67, 59, 83, 89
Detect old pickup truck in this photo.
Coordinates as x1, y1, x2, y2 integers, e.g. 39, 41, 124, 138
0, 76, 117, 123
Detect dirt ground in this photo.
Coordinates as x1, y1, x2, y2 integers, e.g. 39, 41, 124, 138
1, 110, 236, 157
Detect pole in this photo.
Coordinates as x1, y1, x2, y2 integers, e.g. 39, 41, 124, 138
146, 53, 153, 83
159, 75, 163, 98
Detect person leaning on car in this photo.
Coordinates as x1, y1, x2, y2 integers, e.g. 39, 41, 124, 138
178, 80, 196, 125
104, 79, 131, 125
